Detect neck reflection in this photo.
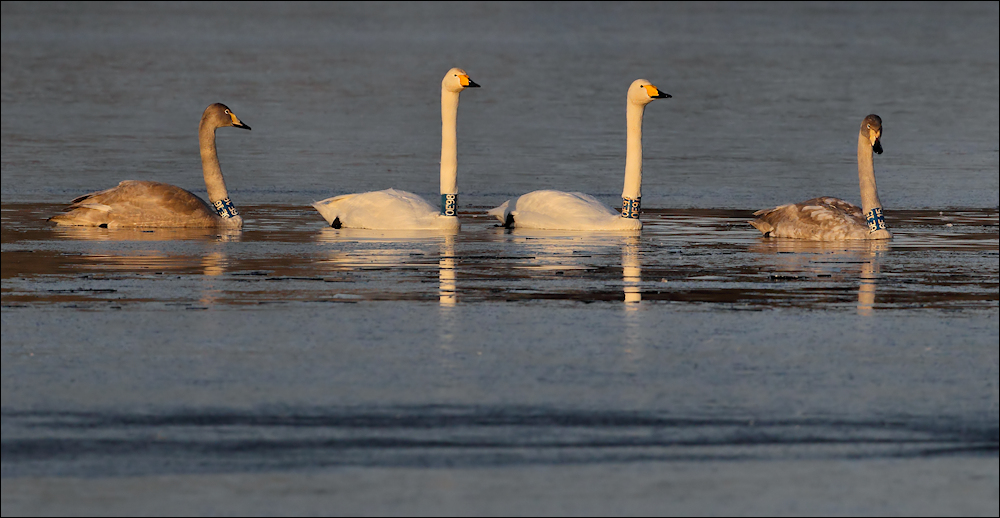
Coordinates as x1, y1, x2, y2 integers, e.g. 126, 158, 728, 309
623, 235, 641, 307
857, 241, 889, 317
439, 233, 457, 307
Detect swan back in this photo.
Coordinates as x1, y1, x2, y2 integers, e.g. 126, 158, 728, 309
750, 197, 869, 240
491, 190, 641, 231
49, 181, 223, 228
313, 189, 459, 230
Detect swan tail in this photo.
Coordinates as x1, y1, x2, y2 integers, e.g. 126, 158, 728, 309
312, 194, 356, 227
487, 200, 512, 227
748, 218, 774, 236
48, 203, 113, 227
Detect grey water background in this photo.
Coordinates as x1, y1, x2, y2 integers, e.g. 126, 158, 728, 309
2, 2, 999, 516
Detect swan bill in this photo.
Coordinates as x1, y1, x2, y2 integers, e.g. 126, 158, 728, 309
460, 75, 480, 88
224, 108, 251, 130
642, 84, 671, 99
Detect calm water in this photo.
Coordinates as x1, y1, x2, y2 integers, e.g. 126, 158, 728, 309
2, 2, 998, 516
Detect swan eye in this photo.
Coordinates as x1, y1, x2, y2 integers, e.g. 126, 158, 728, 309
867, 124, 870, 128
225, 109, 230, 114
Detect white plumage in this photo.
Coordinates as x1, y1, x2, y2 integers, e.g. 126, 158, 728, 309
487, 191, 641, 231
490, 79, 670, 231
313, 68, 479, 230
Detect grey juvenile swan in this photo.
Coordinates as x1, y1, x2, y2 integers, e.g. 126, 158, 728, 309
49, 103, 251, 229
750, 114, 891, 240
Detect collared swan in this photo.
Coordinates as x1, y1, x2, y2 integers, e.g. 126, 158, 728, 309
312, 68, 480, 230
49, 103, 251, 229
488, 79, 670, 231
750, 114, 891, 240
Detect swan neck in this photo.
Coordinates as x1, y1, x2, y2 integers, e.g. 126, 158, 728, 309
857, 130, 882, 216
200, 120, 230, 205
440, 88, 460, 198
622, 101, 645, 201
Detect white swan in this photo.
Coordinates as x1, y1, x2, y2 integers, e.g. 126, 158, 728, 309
313, 68, 480, 230
488, 79, 670, 231
49, 103, 251, 229
749, 114, 892, 240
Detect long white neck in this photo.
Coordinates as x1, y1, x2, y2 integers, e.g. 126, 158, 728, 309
199, 121, 230, 204
621, 101, 646, 200
440, 88, 460, 196
857, 131, 882, 216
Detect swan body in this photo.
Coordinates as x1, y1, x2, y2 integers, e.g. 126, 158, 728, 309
749, 196, 870, 240
487, 191, 641, 231
750, 114, 891, 241
313, 68, 479, 230
490, 79, 669, 231
49, 103, 251, 229
313, 188, 460, 230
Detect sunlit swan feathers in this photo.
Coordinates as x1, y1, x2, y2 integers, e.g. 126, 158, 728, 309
489, 79, 670, 231
488, 190, 641, 231
750, 114, 891, 241
49, 103, 251, 229
313, 67, 479, 230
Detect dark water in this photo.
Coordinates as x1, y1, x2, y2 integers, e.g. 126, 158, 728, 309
2, 2, 998, 516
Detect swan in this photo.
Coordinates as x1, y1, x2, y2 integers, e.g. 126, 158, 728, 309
312, 68, 480, 230
49, 103, 251, 229
488, 79, 670, 231
749, 114, 891, 240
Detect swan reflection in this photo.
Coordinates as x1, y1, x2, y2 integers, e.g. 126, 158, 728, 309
749, 239, 889, 314
49, 225, 239, 278
857, 241, 889, 316
315, 227, 459, 305
440, 233, 457, 307
623, 235, 641, 306
495, 228, 642, 304
51, 225, 241, 243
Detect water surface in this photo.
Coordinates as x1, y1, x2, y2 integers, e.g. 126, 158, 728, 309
2, 2, 998, 516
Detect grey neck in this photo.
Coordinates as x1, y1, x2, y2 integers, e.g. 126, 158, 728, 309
857, 130, 882, 216
199, 121, 230, 205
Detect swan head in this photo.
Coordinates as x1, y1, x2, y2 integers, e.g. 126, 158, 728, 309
202, 103, 251, 131
862, 114, 882, 154
628, 79, 671, 106
442, 67, 480, 93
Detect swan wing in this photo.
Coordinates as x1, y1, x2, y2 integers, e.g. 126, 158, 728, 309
502, 190, 639, 231
49, 181, 219, 228
312, 188, 455, 230
750, 197, 867, 240
487, 200, 513, 227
